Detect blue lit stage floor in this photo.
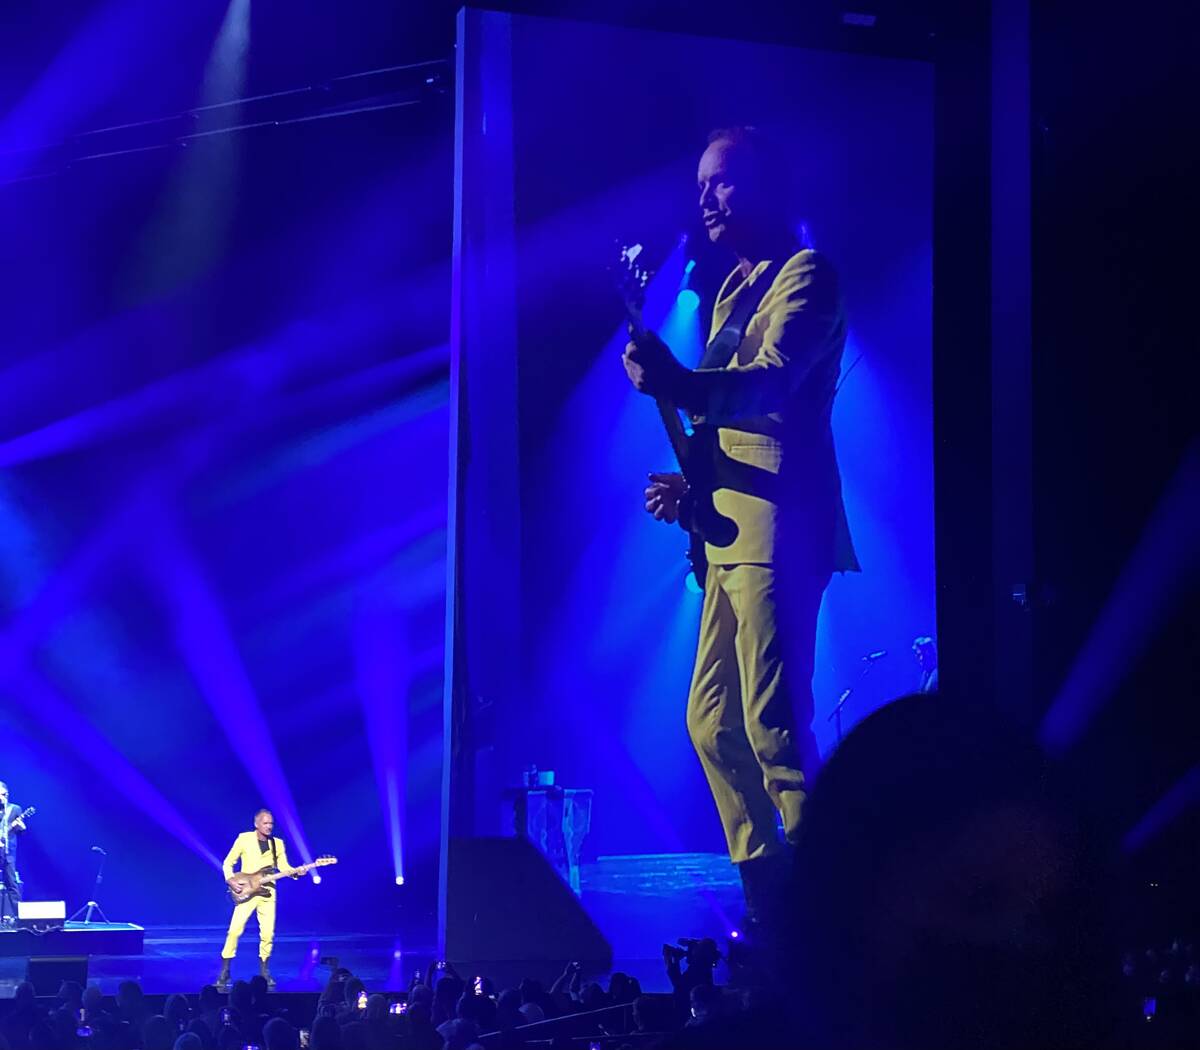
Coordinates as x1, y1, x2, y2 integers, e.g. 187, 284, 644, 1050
0, 854, 741, 996
580, 852, 744, 959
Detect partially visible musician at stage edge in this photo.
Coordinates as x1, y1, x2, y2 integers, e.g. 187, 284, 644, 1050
218, 808, 298, 990
0, 781, 28, 918
913, 635, 939, 693
623, 127, 859, 931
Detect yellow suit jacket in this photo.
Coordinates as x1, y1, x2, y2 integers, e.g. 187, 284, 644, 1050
687, 249, 859, 571
222, 832, 295, 880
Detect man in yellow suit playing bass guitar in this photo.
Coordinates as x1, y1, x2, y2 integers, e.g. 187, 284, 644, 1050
218, 809, 298, 990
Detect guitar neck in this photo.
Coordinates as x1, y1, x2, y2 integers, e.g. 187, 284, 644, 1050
623, 275, 694, 474
263, 864, 305, 885
655, 398, 692, 469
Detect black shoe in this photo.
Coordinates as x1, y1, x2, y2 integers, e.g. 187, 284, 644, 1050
216, 958, 231, 992
259, 958, 276, 990
737, 848, 794, 931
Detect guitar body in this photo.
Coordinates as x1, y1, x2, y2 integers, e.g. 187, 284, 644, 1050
654, 399, 713, 589
227, 865, 276, 904
2, 806, 34, 838
225, 854, 337, 904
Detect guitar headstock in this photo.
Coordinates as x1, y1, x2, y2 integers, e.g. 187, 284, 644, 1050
312, 855, 338, 867
611, 241, 654, 330
19, 807, 35, 819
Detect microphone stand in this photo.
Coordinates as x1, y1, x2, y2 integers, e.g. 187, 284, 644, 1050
827, 658, 884, 746
69, 849, 110, 925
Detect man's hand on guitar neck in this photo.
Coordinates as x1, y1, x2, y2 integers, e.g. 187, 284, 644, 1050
645, 472, 687, 525
623, 330, 690, 400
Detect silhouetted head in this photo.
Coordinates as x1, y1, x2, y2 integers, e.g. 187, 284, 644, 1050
438, 1017, 479, 1050
164, 993, 191, 1027
248, 974, 269, 1006
405, 1001, 432, 1027
57, 981, 84, 1010
434, 973, 463, 1007
198, 984, 220, 1012
263, 1016, 298, 1050
229, 980, 252, 1014
310, 1014, 342, 1050
186, 1017, 214, 1048
117, 980, 146, 1017
788, 691, 1116, 1049
343, 976, 366, 1007
143, 1014, 175, 1050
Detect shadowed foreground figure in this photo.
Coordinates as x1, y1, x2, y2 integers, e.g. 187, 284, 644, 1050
663, 691, 1120, 1049
792, 691, 1118, 1049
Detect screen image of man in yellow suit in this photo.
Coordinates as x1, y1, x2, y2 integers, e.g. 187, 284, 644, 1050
218, 809, 298, 990
623, 126, 859, 929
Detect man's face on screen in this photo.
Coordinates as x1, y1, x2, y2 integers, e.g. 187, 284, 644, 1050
697, 138, 763, 248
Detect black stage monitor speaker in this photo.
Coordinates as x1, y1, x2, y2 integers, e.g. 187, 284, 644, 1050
445, 836, 611, 971
26, 956, 88, 996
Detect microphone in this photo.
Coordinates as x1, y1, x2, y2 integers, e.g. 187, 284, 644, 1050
862, 650, 888, 662
90, 846, 107, 855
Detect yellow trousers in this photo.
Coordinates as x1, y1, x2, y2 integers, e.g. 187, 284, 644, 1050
221, 894, 276, 961
687, 563, 826, 864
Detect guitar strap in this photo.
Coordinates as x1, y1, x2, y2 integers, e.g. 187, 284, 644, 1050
270, 836, 278, 874
696, 258, 786, 373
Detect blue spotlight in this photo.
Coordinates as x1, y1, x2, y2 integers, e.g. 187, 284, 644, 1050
676, 259, 699, 310
395, 875, 405, 886
685, 571, 703, 595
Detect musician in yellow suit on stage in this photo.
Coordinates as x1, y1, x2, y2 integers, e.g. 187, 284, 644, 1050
623, 127, 859, 933
217, 809, 298, 990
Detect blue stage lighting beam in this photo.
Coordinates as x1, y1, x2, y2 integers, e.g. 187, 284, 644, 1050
1123, 765, 1200, 854
142, 507, 315, 866
1040, 442, 1200, 754
355, 600, 409, 884
8, 668, 220, 867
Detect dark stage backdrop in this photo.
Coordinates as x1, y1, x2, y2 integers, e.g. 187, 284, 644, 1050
0, 99, 450, 936
471, 17, 934, 858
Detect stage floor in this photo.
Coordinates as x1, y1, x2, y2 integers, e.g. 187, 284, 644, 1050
0, 853, 741, 996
